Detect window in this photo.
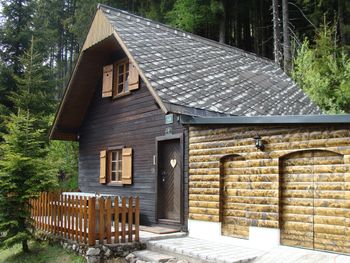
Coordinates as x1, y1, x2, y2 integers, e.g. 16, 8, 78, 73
113, 59, 129, 97
109, 150, 122, 183
102, 60, 139, 99
100, 148, 133, 185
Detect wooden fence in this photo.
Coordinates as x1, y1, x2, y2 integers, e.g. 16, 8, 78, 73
30, 192, 140, 246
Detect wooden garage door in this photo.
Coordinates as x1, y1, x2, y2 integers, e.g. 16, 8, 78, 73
280, 150, 350, 254
221, 155, 249, 239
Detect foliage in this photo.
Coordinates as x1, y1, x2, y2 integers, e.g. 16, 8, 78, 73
0, 40, 57, 253
166, 0, 212, 32
0, 240, 85, 263
292, 22, 350, 113
47, 140, 79, 191
0, 111, 57, 251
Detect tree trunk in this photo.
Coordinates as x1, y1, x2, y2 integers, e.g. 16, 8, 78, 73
219, 0, 226, 44
272, 0, 281, 65
282, 0, 291, 72
22, 239, 29, 253
338, 0, 346, 46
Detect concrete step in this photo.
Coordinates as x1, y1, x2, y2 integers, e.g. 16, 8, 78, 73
146, 237, 264, 263
132, 250, 176, 263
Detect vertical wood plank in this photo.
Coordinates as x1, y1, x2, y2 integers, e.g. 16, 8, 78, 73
105, 197, 112, 244
37, 193, 41, 229
63, 194, 67, 238
42, 192, 49, 231
49, 193, 53, 233
75, 196, 79, 241
88, 197, 96, 246
114, 197, 119, 243
79, 196, 83, 243
128, 197, 133, 242
121, 197, 126, 243
99, 197, 105, 244
53, 193, 56, 234
135, 196, 140, 242
67, 195, 71, 239
84, 197, 87, 244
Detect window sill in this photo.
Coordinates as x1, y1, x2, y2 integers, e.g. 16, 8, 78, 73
112, 91, 131, 100
107, 182, 124, 187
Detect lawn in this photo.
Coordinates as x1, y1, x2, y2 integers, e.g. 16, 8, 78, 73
0, 241, 85, 263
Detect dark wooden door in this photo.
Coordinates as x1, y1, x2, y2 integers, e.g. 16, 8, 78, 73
158, 139, 181, 222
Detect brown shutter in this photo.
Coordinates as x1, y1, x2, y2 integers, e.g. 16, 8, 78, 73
100, 150, 107, 184
102, 65, 113, 97
128, 63, 139, 91
122, 148, 133, 185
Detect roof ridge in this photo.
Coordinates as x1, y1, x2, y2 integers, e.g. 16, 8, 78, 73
97, 3, 276, 66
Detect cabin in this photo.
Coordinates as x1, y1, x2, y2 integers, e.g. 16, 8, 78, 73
50, 4, 350, 254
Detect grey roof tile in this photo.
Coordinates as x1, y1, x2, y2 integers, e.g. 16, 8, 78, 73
100, 5, 322, 116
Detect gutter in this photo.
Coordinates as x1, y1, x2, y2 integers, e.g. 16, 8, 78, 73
180, 114, 350, 125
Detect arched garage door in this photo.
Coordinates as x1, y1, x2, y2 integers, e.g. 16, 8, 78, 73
280, 150, 350, 254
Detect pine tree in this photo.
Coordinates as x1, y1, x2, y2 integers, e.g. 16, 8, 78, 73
292, 21, 350, 113
0, 39, 57, 253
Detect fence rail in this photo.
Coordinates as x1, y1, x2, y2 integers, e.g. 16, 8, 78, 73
30, 192, 140, 246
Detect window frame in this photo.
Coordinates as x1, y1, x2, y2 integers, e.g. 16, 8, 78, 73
113, 58, 130, 99
107, 146, 123, 186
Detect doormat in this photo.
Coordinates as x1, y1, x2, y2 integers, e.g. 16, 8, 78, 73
140, 225, 180, 234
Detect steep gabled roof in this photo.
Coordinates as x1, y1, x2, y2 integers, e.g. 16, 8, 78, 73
99, 4, 321, 116
50, 4, 321, 140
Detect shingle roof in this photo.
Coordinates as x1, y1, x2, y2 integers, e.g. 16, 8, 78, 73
100, 5, 321, 116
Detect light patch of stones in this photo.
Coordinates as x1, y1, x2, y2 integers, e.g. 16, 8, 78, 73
125, 252, 190, 263
35, 230, 146, 263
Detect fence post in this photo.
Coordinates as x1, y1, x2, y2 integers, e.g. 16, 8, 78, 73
88, 197, 96, 246
135, 196, 140, 242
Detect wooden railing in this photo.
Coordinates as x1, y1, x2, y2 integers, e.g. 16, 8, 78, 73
30, 192, 140, 246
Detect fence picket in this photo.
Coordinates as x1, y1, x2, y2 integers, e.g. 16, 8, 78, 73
121, 197, 126, 243
135, 196, 140, 242
99, 197, 105, 244
128, 197, 133, 242
105, 197, 112, 244
88, 197, 96, 246
114, 197, 119, 244
83, 196, 87, 244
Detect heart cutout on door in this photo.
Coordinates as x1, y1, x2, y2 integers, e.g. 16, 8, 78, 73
170, 159, 177, 168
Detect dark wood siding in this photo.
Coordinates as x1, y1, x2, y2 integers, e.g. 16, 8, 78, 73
78, 80, 184, 225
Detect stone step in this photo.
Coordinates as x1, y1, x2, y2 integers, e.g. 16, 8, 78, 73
146, 237, 264, 263
131, 250, 177, 263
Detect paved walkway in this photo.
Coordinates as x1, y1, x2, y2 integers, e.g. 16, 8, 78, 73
252, 246, 350, 263
147, 237, 265, 263
147, 237, 350, 263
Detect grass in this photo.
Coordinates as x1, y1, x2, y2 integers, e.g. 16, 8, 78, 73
0, 240, 85, 263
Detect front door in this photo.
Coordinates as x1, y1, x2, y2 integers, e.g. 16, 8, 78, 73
158, 138, 181, 223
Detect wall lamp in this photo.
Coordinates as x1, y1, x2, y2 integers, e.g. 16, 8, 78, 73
254, 134, 264, 150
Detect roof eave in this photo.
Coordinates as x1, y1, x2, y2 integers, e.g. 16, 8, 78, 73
180, 114, 350, 125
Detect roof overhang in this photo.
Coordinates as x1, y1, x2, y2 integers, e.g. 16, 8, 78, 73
50, 8, 168, 141
180, 114, 350, 125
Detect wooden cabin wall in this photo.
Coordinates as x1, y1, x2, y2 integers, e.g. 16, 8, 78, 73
188, 124, 350, 228
78, 80, 186, 225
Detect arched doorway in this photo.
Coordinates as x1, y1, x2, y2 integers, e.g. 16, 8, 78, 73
220, 154, 248, 239
280, 150, 349, 253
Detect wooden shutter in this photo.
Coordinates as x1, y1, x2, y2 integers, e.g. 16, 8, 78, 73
122, 148, 133, 185
100, 150, 107, 184
128, 63, 139, 91
102, 64, 113, 97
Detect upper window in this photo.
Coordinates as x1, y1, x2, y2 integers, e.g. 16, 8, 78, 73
109, 149, 122, 183
102, 60, 139, 99
113, 59, 129, 97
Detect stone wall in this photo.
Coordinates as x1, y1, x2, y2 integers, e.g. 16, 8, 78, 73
35, 230, 146, 263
